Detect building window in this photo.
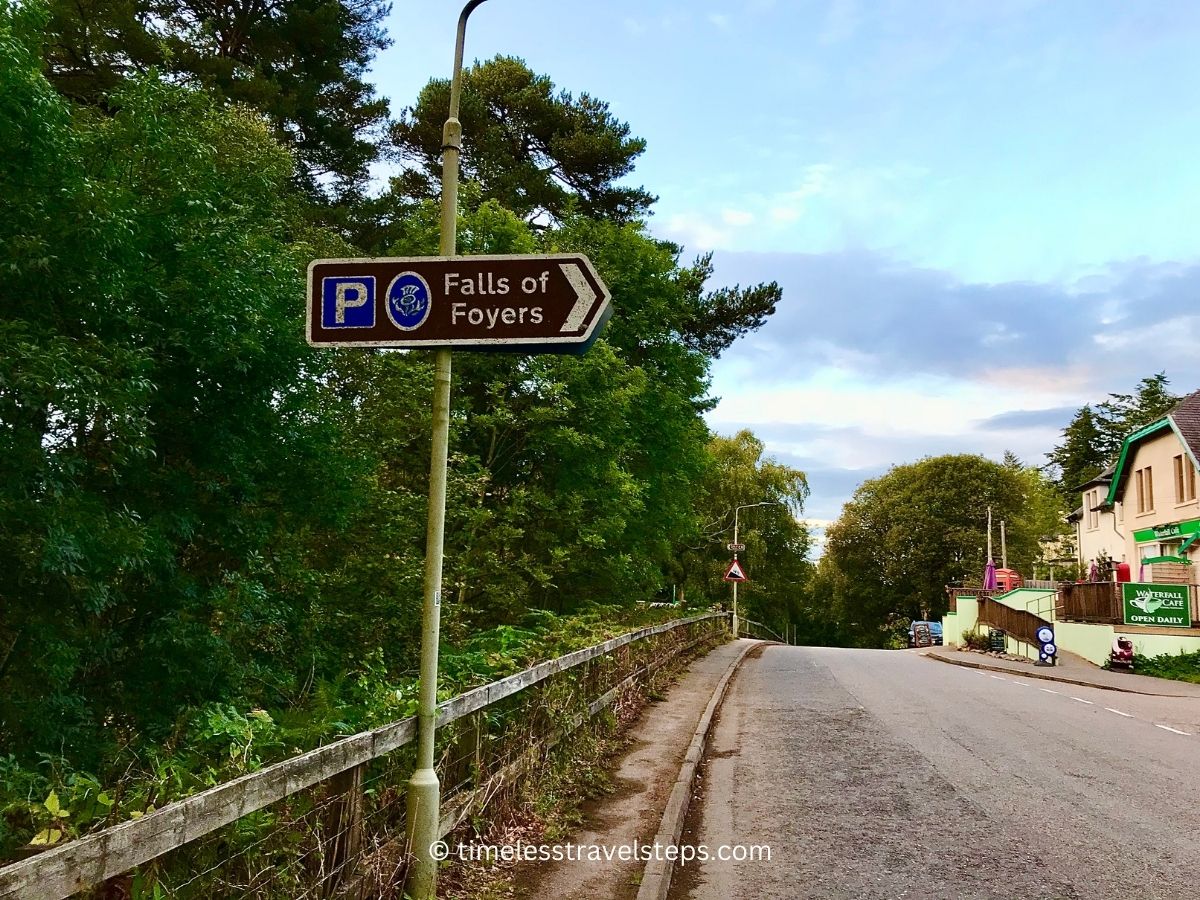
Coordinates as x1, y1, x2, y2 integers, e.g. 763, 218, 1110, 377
1175, 454, 1197, 503
1136, 466, 1154, 514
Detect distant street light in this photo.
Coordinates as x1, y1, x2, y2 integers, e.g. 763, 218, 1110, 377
730, 501, 783, 635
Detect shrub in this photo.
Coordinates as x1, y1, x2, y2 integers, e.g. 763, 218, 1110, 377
961, 630, 990, 651
1133, 650, 1200, 684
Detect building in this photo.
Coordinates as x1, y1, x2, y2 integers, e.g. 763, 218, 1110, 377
1102, 389, 1200, 585
1069, 391, 1200, 586
1069, 464, 1123, 577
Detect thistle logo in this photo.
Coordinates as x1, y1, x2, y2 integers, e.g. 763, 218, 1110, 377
386, 272, 432, 331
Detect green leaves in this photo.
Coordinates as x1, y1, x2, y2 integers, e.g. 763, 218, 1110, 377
819, 454, 1060, 645
392, 56, 654, 227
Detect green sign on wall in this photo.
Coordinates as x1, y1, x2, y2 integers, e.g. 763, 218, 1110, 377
1122, 583, 1193, 628
1132, 517, 1200, 543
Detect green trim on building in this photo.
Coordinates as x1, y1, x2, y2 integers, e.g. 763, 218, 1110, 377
1183, 534, 1199, 554
1105, 418, 1174, 506
1139, 555, 1192, 565
1132, 518, 1200, 543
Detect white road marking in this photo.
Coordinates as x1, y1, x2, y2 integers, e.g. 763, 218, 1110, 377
1105, 708, 1134, 718
990, 675, 1006, 680
1154, 724, 1192, 735
1040, 688, 1060, 694
1071, 697, 1094, 705
1009, 681, 1031, 687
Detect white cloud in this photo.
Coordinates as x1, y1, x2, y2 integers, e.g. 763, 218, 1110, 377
721, 208, 755, 227
662, 213, 730, 251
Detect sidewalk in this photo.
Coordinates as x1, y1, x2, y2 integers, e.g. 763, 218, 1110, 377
925, 647, 1200, 698
512, 638, 760, 900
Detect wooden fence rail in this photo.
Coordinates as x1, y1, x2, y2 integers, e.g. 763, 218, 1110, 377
975, 596, 1049, 648
1058, 582, 1122, 624
0, 612, 729, 900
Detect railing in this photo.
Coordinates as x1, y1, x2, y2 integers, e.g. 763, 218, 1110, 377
0, 613, 730, 900
975, 596, 1049, 649
738, 618, 784, 643
1058, 582, 1122, 624
945, 587, 1003, 613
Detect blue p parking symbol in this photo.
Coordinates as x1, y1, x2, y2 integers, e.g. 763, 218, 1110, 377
322, 277, 375, 329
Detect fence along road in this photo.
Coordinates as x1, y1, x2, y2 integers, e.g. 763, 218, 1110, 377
0, 612, 729, 899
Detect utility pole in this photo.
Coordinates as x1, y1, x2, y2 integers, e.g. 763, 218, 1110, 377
730, 501, 779, 637
405, 3, 490, 897
1000, 520, 1008, 570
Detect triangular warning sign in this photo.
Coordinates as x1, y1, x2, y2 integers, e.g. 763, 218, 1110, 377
723, 558, 748, 582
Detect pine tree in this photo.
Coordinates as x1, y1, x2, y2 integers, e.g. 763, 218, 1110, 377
1047, 405, 1107, 499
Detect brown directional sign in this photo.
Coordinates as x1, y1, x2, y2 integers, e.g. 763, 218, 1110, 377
306, 254, 611, 353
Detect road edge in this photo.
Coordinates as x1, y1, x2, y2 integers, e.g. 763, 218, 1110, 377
634, 638, 766, 900
923, 649, 1191, 697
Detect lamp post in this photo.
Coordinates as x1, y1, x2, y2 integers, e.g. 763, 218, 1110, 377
406, 3, 489, 898
730, 501, 780, 636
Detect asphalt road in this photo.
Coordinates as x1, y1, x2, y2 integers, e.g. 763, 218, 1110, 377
670, 646, 1200, 900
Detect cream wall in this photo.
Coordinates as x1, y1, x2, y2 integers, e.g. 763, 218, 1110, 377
1120, 431, 1200, 581
1077, 501, 1125, 567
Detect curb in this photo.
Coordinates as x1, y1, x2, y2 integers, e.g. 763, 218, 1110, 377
635, 638, 764, 900
924, 650, 1199, 698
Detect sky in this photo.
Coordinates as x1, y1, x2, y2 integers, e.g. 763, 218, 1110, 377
372, 0, 1200, 542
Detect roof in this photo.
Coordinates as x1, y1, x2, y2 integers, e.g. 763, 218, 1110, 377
1170, 389, 1200, 466
1067, 505, 1083, 523
1106, 390, 1200, 504
1073, 464, 1115, 493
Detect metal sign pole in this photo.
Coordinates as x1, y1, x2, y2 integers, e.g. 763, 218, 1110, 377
406, 3, 488, 897
731, 515, 739, 636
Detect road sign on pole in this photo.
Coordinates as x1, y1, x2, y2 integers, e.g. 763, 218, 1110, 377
724, 558, 748, 582
727, 542, 746, 552
307, 254, 611, 353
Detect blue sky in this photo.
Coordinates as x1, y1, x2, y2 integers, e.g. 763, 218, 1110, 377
373, 1, 1200, 535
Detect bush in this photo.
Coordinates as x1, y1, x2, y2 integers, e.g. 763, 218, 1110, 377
1133, 650, 1200, 684
961, 630, 990, 651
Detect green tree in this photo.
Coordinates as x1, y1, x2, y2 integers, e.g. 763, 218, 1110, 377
1, 6, 364, 762
1048, 374, 1180, 499
1047, 404, 1107, 498
678, 432, 810, 632
390, 55, 655, 226
1093, 373, 1179, 460
42, 0, 392, 199
820, 455, 1029, 645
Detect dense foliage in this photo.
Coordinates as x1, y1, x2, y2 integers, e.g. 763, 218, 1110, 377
1131, 649, 1200, 684
0, 1, 807, 856
391, 55, 655, 227
42, 0, 392, 200
1047, 373, 1179, 498
813, 454, 1062, 646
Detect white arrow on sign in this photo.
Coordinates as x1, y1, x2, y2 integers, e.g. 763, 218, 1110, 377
560, 262, 598, 332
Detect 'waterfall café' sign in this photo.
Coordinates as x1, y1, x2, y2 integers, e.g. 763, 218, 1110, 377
1122, 583, 1192, 628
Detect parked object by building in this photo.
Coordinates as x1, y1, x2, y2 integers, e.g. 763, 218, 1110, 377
1110, 635, 1134, 670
